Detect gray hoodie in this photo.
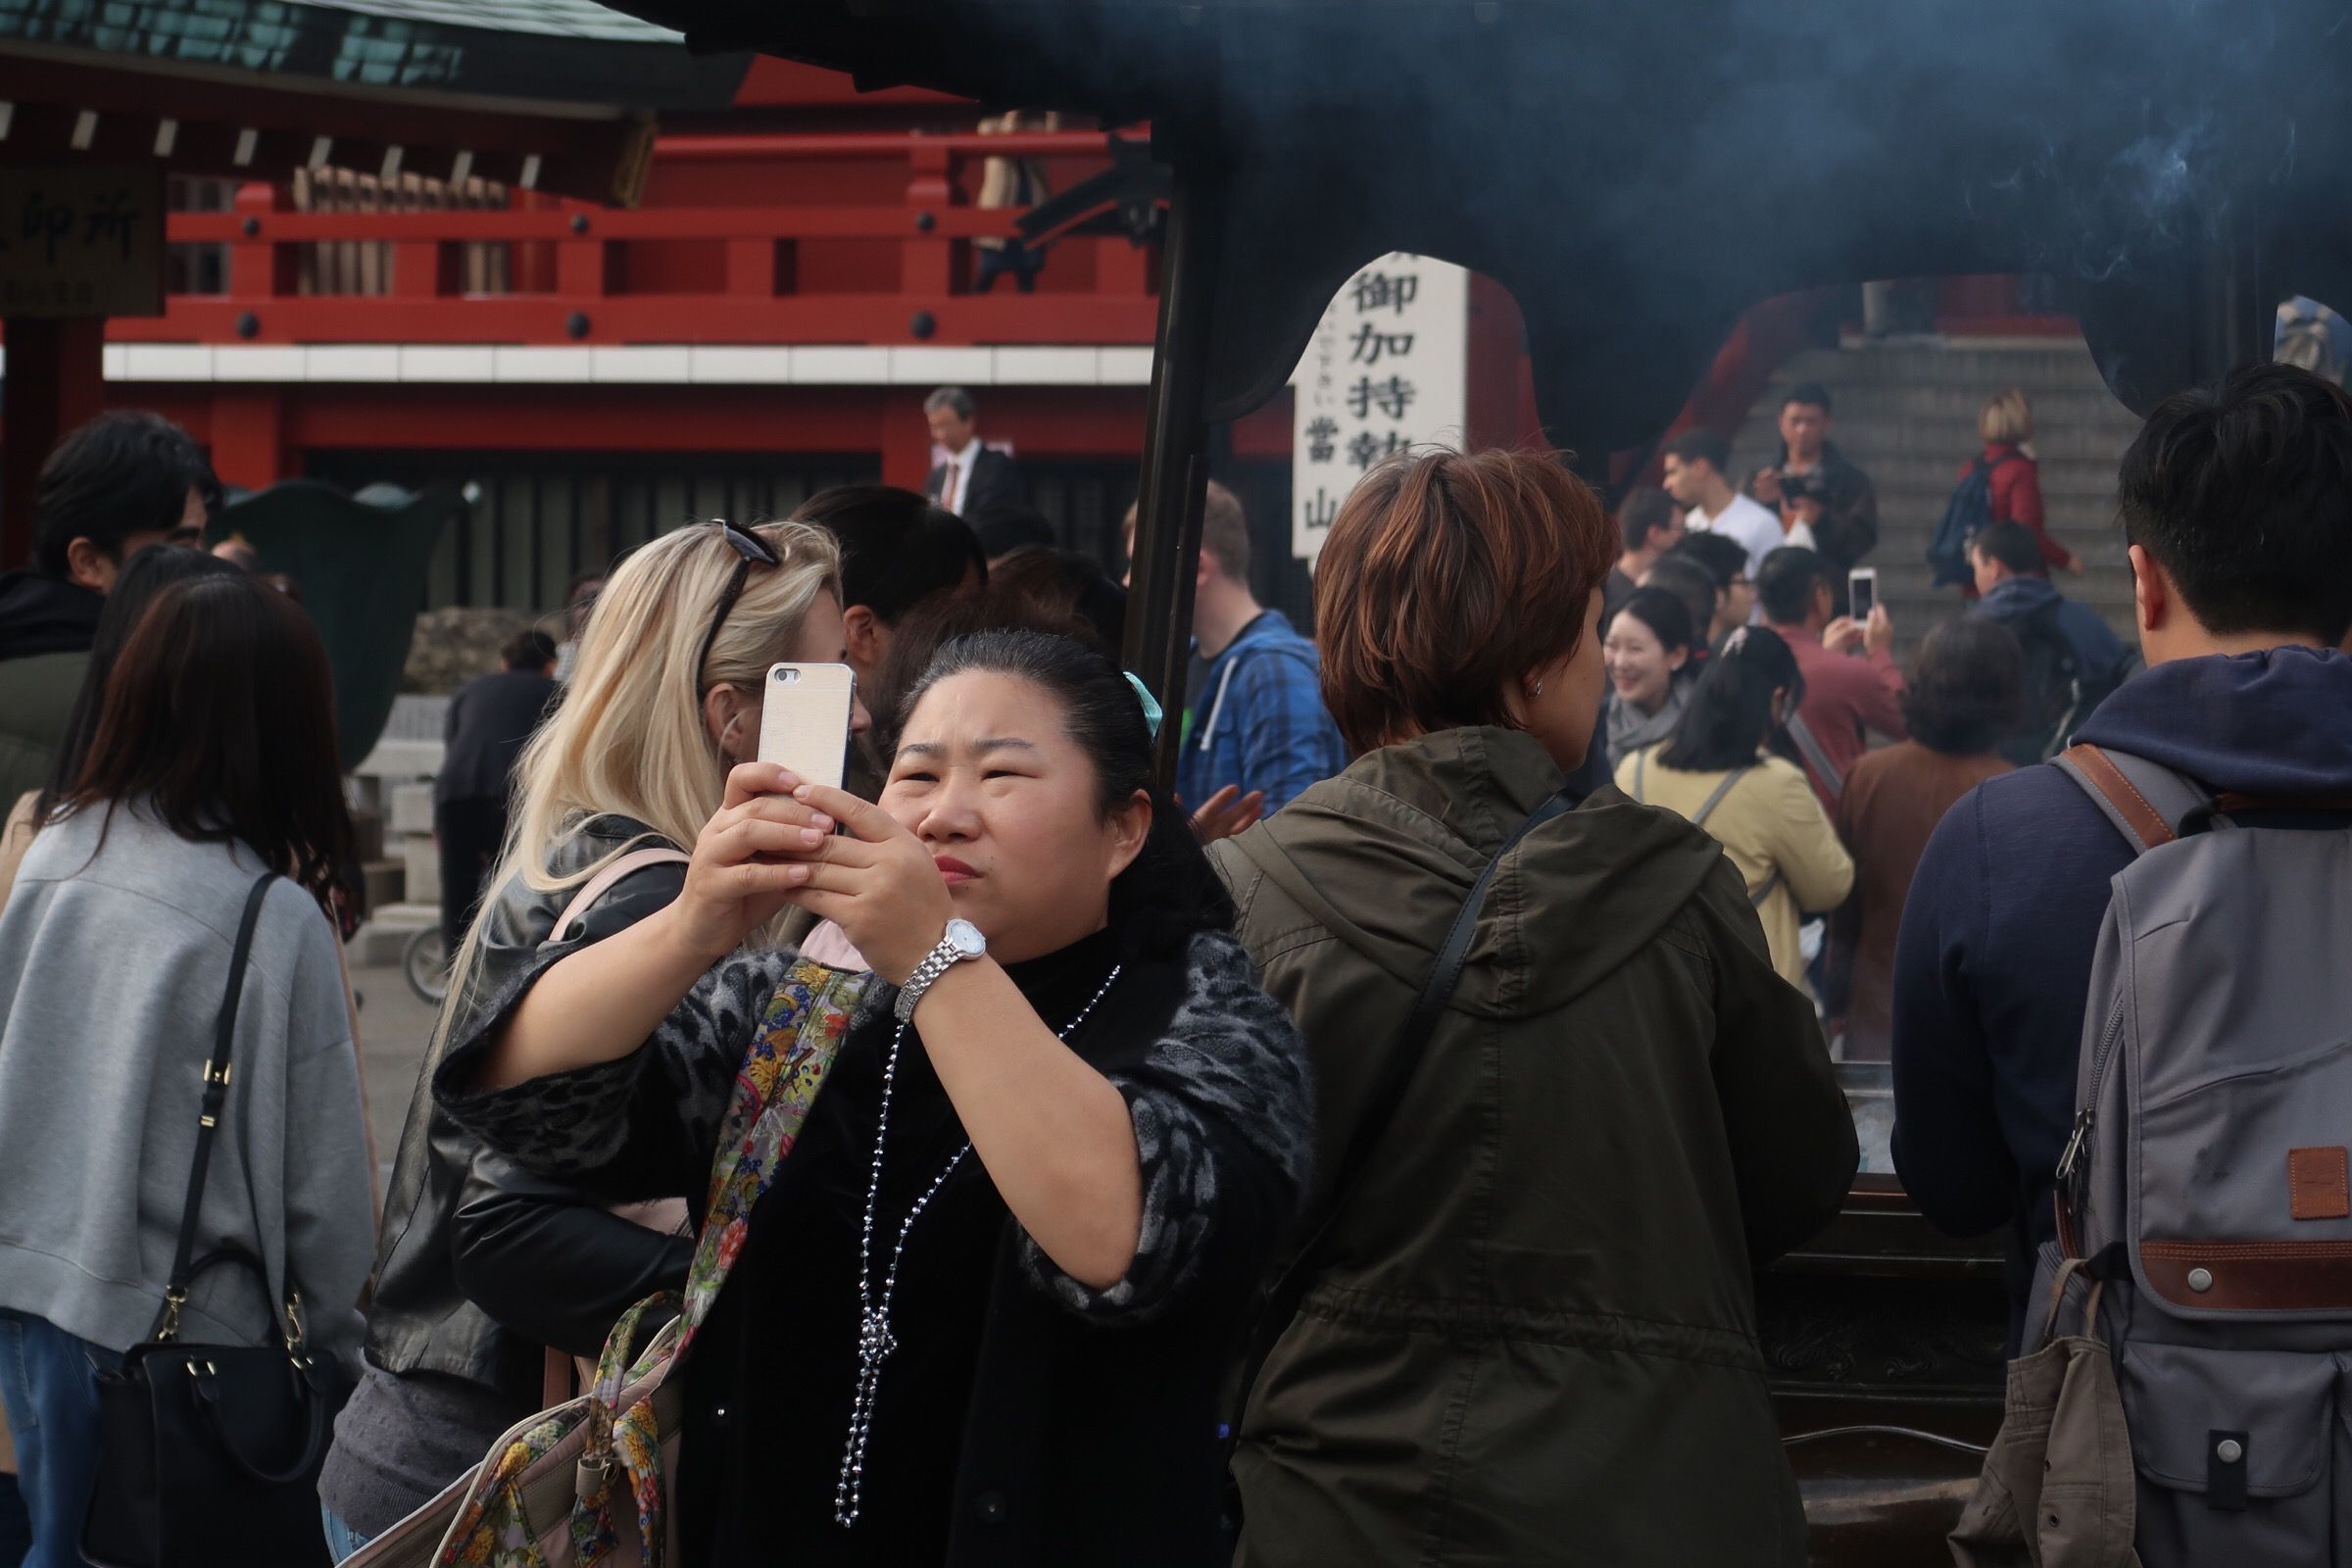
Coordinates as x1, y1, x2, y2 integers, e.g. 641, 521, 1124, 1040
0, 805, 372, 1362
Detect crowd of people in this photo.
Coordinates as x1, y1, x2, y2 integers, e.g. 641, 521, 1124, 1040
0, 357, 2346, 1567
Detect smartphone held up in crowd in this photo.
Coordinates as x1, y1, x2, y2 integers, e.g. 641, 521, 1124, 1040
1846, 566, 1878, 624
760, 662, 858, 795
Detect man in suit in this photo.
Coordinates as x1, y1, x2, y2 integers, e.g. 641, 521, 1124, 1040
923, 387, 1025, 520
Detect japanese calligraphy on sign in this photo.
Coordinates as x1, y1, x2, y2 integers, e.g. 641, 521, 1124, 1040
0, 167, 164, 319
1289, 254, 1467, 563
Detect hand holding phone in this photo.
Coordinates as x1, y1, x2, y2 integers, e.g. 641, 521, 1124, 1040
759, 662, 858, 794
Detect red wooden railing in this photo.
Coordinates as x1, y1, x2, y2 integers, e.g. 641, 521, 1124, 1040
121, 128, 1160, 348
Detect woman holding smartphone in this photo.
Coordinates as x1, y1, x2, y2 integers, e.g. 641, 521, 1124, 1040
318, 518, 867, 1555
435, 629, 1313, 1568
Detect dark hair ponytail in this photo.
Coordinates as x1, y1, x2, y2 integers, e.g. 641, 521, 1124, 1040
904, 629, 1234, 958
1659, 624, 1806, 774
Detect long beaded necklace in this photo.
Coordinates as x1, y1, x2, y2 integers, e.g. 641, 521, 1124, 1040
833, 962, 1123, 1528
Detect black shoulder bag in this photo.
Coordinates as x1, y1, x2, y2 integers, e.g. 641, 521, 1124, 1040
1224, 790, 1577, 1474
83, 874, 354, 1568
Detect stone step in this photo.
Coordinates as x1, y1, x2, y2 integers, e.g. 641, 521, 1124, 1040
351, 901, 437, 968
1732, 334, 2145, 647
362, 857, 405, 914
1774, 342, 2119, 385
1754, 418, 2134, 463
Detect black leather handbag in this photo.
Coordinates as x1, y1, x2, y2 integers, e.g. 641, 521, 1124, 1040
81, 873, 355, 1568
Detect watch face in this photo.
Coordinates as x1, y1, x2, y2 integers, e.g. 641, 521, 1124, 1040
945, 918, 987, 958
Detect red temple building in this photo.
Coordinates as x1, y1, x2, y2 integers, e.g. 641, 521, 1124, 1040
0, 10, 2105, 633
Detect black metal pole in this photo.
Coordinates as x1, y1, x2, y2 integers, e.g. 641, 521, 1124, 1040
1121, 158, 1223, 793
2192, 217, 2271, 384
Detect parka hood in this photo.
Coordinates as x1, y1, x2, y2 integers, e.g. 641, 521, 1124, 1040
1223, 725, 1731, 1018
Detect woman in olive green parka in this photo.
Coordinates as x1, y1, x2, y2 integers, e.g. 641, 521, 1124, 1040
1218, 451, 1858, 1568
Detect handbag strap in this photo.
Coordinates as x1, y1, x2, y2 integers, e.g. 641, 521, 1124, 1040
1784, 713, 1843, 802
155, 872, 278, 1343
1401, 790, 1577, 1049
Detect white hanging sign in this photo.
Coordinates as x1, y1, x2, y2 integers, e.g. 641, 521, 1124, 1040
1290, 253, 1469, 564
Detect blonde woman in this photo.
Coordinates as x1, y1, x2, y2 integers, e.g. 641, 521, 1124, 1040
1969, 386, 2077, 583
318, 519, 863, 1556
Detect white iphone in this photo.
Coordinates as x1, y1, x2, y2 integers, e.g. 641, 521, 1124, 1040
1847, 566, 1879, 624
759, 662, 858, 793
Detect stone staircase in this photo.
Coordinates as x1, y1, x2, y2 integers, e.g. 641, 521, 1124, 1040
1727, 338, 2145, 646
349, 693, 450, 964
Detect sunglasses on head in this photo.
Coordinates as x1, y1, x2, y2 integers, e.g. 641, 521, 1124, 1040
694, 519, 783, 692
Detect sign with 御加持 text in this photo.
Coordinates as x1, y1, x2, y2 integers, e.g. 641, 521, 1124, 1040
0, 166, 164, 319
1290, 253, 1468, 564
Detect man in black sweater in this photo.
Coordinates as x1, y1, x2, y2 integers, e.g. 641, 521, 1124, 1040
434, 631, 558, 950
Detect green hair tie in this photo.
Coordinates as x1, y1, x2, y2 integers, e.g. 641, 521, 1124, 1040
1122, 671, 1164, 741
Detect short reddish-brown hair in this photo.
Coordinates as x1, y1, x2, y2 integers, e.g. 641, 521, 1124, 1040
1314, 448, 1616, 754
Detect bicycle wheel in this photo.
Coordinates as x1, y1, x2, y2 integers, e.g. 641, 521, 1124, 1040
404, 925, 450, 1004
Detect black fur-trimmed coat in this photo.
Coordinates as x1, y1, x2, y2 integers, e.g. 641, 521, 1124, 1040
437, 925, 1312, 1567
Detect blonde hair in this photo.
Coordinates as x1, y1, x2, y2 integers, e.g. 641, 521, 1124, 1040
1980, 387, 2034, 445
438, 518, 841, 1023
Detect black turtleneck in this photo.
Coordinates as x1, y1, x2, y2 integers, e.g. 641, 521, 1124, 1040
680, 925, 1131, 1568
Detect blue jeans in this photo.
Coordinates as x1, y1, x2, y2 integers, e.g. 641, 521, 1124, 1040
0, 1471, 31, 1566
0, 1309, 122, 1568
320, 1502, 371, 1561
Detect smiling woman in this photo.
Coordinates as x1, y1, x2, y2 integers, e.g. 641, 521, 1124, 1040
434, 628, 1313, 1568
1601, 585, 1698, 768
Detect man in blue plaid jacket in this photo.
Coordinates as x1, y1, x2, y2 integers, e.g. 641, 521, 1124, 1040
1139, 482, 1348, 831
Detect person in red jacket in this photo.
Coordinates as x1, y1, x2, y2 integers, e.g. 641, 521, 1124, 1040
1971, 387, 2079, 583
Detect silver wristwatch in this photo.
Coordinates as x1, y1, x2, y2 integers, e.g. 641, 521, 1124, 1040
894, 917, 987, 1022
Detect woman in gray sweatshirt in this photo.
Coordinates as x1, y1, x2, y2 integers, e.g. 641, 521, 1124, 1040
0, 571, 374, 1568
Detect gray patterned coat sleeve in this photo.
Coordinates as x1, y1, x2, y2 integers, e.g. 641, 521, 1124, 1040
1015, 930, 1315, 1325
434, 947, 799, 1192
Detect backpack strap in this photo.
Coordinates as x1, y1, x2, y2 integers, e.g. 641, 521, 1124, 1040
551, 847, 693, 944
1690, 763, 1754, 828
2054, 744, 2215, 855
1783, 714, 1844, 803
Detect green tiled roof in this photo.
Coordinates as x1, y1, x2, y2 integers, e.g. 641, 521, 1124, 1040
0, 0, 741, 109
297, 0, 681, 44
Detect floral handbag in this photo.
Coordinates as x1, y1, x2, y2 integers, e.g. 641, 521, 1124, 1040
343, 959, 868, 1568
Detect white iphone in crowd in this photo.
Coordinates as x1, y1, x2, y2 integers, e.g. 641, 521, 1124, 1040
1847, 566, 1878, 625
758, 662, 858, 794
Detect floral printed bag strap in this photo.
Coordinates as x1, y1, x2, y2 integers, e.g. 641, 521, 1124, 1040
424, 959, 869, 1568
681, 958, 869, 1339
564, 958, 870, 1567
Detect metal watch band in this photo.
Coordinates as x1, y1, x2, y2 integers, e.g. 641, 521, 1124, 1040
894, 934, 961, 1023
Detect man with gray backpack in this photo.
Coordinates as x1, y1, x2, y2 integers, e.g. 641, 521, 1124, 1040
1890, 362, 2352, 1562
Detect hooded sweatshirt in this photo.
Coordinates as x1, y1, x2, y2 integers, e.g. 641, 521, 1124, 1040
0, 568, 103, 806
1971, 573, 2130, 687
1890, 647, 2352, 1344
1215, 725, 1856, 1568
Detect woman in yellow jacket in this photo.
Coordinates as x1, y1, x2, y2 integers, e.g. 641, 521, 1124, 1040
1616, 625, 1854, 992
